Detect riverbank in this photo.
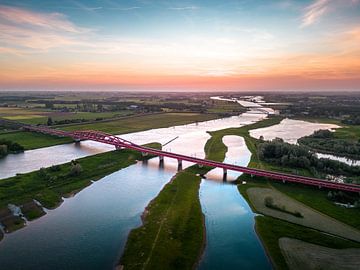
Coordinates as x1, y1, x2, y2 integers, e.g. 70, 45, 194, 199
118, 118, 283, 269
0, 112, 220, 150
0, 143, 160, 235
120, 166, 209, 269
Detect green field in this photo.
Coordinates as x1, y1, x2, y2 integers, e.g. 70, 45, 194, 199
62, 112, 218, 133
0, 113, 219, 150
256, 216, 360, 270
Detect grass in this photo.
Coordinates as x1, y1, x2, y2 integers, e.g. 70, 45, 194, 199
120, 167, 206, 270
255, 216, 360, 270
19, 111, 133, 125
0, 131, 72, 150
272, 182, 360, 230
62, 112, 218, 133
0, 112, 219, 150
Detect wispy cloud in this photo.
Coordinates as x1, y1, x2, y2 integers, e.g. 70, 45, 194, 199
301, 0, 359, 28
167, 6, 198, 11
301, 0, 329, 28
0, 5, 89, 50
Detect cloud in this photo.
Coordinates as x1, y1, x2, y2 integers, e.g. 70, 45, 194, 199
301, 0, 329, 28
0, 5, 89, 51
167, 6, 198, 11
301, 0, 360, 28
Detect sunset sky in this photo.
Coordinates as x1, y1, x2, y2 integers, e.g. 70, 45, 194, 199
0, 0, 359, 91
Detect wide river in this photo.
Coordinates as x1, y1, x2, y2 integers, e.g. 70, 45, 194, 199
0, 112, 274, 269
0, 108, 348, 269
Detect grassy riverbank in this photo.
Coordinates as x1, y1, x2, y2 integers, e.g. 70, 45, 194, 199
0, 143, 160, 233
120, 166, 208, 270
0, 113, 219, 150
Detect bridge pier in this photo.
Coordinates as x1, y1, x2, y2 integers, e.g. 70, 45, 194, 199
177, 159, 182, 171
282, 179, 286, 184
223, 168, 228, 182
141, 152, 148, 157
115, 145, 122, 150
74, 138, 81, 143
198, 164, 203, 169
159, 156, 164, 167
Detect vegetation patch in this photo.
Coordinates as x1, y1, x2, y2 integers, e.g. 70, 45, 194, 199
264, 196, 303, 218
120, 166, 207, 270
20, 200, 46, 221
258, 137, 360, 181
299, 129, 360, 159
255, 216, 360, 270
0, 139, 24, 158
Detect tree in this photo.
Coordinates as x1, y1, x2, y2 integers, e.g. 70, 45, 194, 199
47, 117, 53, 126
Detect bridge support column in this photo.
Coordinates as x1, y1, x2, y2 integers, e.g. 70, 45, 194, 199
74, 138, 81, 143
198, 164, 203, 169
115, 145, 122, 150
282, 179, 286, 184
141, 152, 148, 157
223, 168, 227, 182
159, 156, 164, 167
177, 159, 182, 171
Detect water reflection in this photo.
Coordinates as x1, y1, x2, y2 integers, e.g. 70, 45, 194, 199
199, 136, 271, 269
0, 113, 265, 179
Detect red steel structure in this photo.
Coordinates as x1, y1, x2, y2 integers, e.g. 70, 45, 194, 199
24, 126, 360, 193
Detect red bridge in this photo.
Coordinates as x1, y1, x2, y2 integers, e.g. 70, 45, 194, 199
24, 125, 360, 193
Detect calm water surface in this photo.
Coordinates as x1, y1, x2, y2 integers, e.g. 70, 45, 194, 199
199, 136, 271, 269
0, 113, 272, 269
0, 162, 175, 269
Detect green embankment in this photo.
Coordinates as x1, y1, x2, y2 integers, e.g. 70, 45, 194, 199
120, 167, 208, 270
0, 112, 219, 150
0, 143, 160, 234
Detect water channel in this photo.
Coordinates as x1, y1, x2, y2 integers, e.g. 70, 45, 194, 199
0, 100, 354, 269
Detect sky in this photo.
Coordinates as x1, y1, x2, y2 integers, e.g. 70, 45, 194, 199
0, 0, 359, 91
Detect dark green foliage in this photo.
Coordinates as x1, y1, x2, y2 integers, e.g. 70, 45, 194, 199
0, 139, 24, 154
258, 139, 360, 177
47, 117, 53, 126
299, 129, 360, 159
264, 196, 303, 218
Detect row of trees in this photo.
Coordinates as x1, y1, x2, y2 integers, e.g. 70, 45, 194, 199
298, 130, 360, 159
0, 139, 24, 158
257, 138, 360, 177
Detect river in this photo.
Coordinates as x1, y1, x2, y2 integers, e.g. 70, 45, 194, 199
0, 112, 272, 269
199, 136, 271, 269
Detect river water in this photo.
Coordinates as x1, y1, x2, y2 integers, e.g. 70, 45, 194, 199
199, 136, 271, 269
0, 112, 273, 269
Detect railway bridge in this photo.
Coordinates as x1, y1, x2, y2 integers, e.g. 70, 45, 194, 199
23, 125, 360, 193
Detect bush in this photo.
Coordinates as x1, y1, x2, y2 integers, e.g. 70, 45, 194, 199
68, 163, 82, 176
264, 196, 274, 207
